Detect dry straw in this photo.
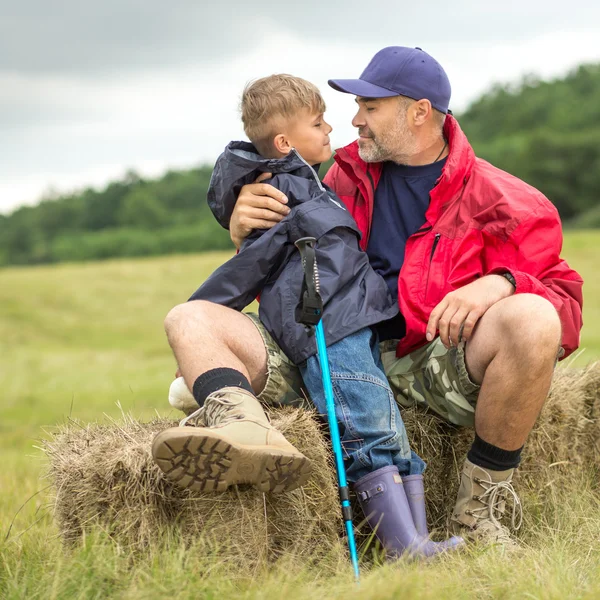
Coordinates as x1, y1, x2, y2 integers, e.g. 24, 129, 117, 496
43, 363, 600, 565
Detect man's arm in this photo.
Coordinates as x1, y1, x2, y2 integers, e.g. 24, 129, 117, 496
229, 173, 290, 249
229, 162, 348, 248
485, 209, 583, 357
427, 206, 583, 357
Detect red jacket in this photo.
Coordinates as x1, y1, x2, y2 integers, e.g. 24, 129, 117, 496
323, 115, 584, 359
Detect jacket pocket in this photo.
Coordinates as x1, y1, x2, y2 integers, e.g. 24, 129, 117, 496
424, 232, 445, 307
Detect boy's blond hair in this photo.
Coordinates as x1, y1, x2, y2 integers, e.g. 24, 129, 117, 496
241, 74, 326, 157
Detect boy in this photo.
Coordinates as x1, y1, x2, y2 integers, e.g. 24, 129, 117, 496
153, 75, 463, 557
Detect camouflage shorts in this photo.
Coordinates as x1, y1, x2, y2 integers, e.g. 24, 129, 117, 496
245, 312, 480, 427
379, 339, 479, 427
245, 313, 311, 409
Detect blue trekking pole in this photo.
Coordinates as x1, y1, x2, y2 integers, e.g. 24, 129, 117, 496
295, 237, 360, 582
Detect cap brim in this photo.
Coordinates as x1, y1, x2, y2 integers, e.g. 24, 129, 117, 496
327, 78, 399, 98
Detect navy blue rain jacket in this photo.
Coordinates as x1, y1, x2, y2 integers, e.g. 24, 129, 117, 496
189, 141, 398, 364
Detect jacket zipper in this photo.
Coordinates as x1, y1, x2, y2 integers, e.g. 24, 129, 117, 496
292, 148, 346, 210
429, 233, 441, 261
365, 169, 376, 244
293, 148, 325, 191
425, 233, 441, 303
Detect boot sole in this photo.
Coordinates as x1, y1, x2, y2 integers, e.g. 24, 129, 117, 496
152, 428, 312, 494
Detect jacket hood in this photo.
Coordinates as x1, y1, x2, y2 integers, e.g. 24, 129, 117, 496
208, 141, 319, 229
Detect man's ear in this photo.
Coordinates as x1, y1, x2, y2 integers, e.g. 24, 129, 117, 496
412, 99, 432, 127
273, 133, 292, 155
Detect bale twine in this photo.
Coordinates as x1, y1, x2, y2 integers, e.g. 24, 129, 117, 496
43, 363, 600, 559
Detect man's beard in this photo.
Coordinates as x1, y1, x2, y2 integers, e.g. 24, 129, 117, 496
358, 134, 389, 162
357, 111, 417, 163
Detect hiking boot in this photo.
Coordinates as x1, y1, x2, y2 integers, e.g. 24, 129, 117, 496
449, 458, 522, 548
168, 376, 197, 415
152, 387, 312, 494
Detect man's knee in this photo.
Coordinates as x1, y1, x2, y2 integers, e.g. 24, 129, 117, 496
494, 294, 562, 365
468, 294, 561, 381
164, 300, 212, 338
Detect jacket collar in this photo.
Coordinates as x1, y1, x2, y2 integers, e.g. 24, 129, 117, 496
208, 141, 324, 229
332, 115, 476, 219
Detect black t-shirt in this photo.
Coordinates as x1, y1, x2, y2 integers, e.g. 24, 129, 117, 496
367, 158, 446, 341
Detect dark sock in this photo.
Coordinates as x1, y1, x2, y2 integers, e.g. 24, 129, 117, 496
467, 433, 523, 471
192, 368, 254, 407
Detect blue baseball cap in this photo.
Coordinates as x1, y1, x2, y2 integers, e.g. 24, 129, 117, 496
328, 46, 451, 114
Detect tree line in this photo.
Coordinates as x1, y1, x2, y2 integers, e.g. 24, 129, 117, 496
1, 63, 599, 267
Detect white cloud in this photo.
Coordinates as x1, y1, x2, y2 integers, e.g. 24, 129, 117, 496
2, 19, 600, 213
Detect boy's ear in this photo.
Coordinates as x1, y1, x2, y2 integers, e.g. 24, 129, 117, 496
273, 133, 292, 155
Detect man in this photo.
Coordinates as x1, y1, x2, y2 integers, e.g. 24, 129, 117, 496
164, 47, 583, 546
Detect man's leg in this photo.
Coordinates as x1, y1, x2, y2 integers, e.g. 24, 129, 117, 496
445, 293, 561, 545
383, 293, 562, 545
464, 293, 561, 450
164, 300, 269, 397
154, 300, 311, 493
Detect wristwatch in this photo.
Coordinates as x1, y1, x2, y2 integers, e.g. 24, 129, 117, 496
499, 271, 516, 289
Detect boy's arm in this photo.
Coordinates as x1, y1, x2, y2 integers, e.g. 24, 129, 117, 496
188, 220, 292, 310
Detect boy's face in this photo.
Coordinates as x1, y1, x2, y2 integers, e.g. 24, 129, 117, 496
280, 110, 333, 165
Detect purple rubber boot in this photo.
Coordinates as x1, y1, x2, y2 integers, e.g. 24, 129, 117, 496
355, 466, 464, 559
403, 474, 464, 550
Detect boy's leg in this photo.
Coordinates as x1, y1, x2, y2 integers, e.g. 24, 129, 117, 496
300, 327, 424, 484
302, 328, 462, 557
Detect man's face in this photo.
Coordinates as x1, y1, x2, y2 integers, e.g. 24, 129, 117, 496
352, 96, 417, 163
285, 109, 333, 166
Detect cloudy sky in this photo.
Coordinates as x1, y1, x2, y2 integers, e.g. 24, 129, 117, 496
2, 0, 600, 213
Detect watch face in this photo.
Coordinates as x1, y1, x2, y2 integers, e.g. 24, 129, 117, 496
503, 272, 516, 287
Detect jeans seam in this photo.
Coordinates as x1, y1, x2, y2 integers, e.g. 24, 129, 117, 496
378, 430, 401, 449
387, 387, 397, 432
330, 371, 391, 390
332, 380, 361, 439
355, 449, 371, 468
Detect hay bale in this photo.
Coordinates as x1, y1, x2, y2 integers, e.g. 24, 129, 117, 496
44, 363, 600, 558
43, 408, 341, 567
404, 361, 600, 529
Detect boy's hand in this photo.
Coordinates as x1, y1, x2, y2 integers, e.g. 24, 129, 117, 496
230, 172, 290, 248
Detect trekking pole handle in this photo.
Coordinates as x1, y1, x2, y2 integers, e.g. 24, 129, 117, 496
294, 237, 323, 326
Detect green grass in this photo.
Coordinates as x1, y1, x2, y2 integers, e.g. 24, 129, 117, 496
1, 231, 599, 599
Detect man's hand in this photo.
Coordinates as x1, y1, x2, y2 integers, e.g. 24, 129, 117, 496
426, 274, 515, 347
229, 172, 290, 248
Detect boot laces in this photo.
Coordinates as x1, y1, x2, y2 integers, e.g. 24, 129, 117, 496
471, 478, 523, 532
179, 392, 246, 428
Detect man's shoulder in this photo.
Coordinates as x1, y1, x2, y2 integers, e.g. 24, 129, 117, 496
468, 157, 554, 216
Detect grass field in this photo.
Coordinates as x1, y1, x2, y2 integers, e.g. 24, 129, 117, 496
1, 230, 599, 599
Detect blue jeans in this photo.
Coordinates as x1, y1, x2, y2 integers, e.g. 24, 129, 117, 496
299, 327, 426, 483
